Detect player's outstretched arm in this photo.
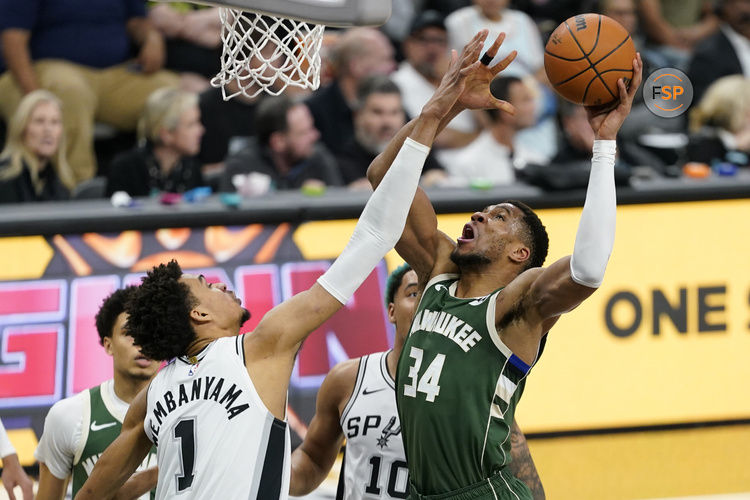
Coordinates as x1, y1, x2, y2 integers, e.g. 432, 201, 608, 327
520, 54, 643, 325
289, 360, 355, 495
508, 419, 545, 500
75, 389, 152, 500
367, 31, 516, 280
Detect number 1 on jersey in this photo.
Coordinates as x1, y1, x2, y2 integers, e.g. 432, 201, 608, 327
174, 417, 197, 491
403, 347, 445, 402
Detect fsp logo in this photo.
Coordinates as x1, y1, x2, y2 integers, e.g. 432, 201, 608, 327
643, 68, 693, 117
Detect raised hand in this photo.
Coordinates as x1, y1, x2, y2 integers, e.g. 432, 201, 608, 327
455, 32, 517, 113
421, 30, 490, 120
586, 53, 643, 140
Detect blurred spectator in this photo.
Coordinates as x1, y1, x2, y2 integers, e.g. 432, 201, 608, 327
106, 88, 205, 197
337, 76, 446, 189
198, 85, 260, 174
221, 96, 342, 194
305, 28, 396, 156
687, 75, 750, 166
0, 90, 74, 203
441, 76, 547, 186
147, 2, 222, 90
0, 0, 179, 185
512, 0, 592, 32
392, 10, 479, 150
689, 0, 750, 102
599, 0, 686, 139
638, 0, 718, 68
445, 0, 545, 80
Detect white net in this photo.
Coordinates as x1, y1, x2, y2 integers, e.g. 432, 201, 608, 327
212, 8, 325, 100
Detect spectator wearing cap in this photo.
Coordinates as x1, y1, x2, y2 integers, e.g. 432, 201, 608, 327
304, 28, 396, 156
337, 76, 446, 189
392, 10, 480, 151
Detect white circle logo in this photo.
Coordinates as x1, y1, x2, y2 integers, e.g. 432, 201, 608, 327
642, 68, 693, 118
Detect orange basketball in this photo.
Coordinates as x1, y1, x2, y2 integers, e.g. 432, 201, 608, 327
544, 13, 636, 106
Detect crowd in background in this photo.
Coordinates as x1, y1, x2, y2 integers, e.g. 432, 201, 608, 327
0, 0, 749, 204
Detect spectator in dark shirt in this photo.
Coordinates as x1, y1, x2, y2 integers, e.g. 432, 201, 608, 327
0, 0, 179, 185
221, 96, 342, 194
305, 28, 396, 156
0, 90, 73, 203
688, 0, 750, 102
107, 88, 205, 197
337, 76, 445, 189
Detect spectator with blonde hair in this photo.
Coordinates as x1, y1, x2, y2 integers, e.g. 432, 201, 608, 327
0, 89, 74, 203
106, 87, 205, 197
686, 74, 750, 167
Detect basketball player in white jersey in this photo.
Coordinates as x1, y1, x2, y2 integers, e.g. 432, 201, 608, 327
76, 30, 516, 500
35, 287, 159, 500
290, 264, 544, 499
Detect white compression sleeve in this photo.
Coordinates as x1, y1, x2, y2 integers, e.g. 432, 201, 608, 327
570, 139, 617, 288
0, 418, 16, 458
317, 138, 430, 304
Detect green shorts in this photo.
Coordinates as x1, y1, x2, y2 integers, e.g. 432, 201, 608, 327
408, 468, 533, 500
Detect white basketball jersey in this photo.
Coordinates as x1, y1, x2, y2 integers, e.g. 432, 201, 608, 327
339, 351, 409, 500
144, 336, 291, 499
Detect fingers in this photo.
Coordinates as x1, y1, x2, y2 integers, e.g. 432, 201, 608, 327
483, 32, 506, 61
628, 52, 644, 97
491, 50, 517, 75
461, 31, 487, 67
7, 486, 16, 500
494, 99, 516, 116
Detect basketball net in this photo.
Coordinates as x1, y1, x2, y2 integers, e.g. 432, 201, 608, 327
212, 8, 325, 100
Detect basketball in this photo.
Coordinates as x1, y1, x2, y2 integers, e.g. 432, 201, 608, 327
544, 13, 636, 107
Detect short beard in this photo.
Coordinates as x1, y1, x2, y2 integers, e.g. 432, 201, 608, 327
240, 308, 251, 325
450, 248, 491, 271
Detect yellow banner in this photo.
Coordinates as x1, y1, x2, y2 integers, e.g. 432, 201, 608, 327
297, 199, 750, 432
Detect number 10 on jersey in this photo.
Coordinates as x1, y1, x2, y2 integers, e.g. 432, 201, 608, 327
403, 347, 445, 402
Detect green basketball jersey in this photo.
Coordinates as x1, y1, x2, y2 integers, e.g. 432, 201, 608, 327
71, 384, 157, 498
396, 274, 543, 498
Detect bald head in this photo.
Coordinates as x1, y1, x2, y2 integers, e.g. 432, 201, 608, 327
331, 27, 395, 81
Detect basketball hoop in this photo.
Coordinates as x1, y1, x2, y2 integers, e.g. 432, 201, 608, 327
154, 0, 391, 100
212, 9, 324, 99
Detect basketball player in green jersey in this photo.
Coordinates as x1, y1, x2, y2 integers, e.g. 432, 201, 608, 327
366, 32, 643, 498
35, 287, 159, 500
290, 264, 544, 499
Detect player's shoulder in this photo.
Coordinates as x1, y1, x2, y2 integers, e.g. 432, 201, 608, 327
42, 389, 89, 434
325, 357, 362, 386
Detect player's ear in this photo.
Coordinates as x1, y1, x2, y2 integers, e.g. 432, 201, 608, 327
387, 303, 397, 324
509, 243, 530, 265
102, 336, 114, 356
189, 307, 212, 325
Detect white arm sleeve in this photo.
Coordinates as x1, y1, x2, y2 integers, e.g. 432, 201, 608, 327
0, 418, 15, 458
318, 138, 430, 304
570, 139, 617, 288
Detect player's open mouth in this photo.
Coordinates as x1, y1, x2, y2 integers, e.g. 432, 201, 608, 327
458, 224, 475, 244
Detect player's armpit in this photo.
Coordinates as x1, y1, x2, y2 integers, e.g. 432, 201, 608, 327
289, 360, 353, 495
525, 256, 597, 324
508, 420, 545, 500
35, 462, 68, 500
74, 389, 151, 500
